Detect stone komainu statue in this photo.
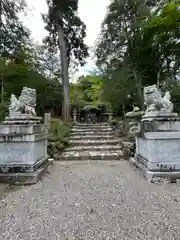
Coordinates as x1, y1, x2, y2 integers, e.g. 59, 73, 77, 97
9, 87, 36, 116
144, 84, 173, 113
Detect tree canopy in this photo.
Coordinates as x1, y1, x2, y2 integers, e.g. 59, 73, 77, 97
1, 0, 180, 121
0, 0, 64, 120
70, 74, 106, 111
0, 0, 90, 121
95, 0, 180, 114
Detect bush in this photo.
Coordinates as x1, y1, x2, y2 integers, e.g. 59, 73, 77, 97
0, 101, 9, 122
121, 120, 130, 137
110, 119, 130, 138
48, 118, 72, 157
109, 119, 119, 125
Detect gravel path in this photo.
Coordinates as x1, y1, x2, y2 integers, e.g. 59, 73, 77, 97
1, 161, 180, 239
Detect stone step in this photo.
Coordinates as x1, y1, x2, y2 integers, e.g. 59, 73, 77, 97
70, 130, 113, 136
61, 150, 123, 161
75, 123, 109, 127
73, 125, 111, 130
69, 139, 120, 146
71, 128, 112, 133
69, 135, 115, 141
65, 144, 122, 152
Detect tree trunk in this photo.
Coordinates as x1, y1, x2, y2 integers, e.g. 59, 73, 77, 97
57, 23, 70, 120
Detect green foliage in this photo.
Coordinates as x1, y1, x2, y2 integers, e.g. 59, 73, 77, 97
170, 81, 180, 113
77, 75, 105, 104
0, 55, 63, 118
103, 65, 137, 113
51, 118, 71, 141
69, 74, 114, 123
70, 74, 109, 113
0, 20, 30, 61
109, 118, 130, 138
48, 118, 72, 157
109, 119, 119, 125
121, 120, 131, 137
141, 0, 180, 79
0, 4, 64, 120
0, 0, 89, 122
83, 105, 99, 111
96, 0, 180, 114
70, 83, 85, 109
0, 101, 9, 122
0, 0, 26, 22
43, 0, 89, 67
32, 44, 61, 78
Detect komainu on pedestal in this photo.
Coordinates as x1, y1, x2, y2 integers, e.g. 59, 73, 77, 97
144, 84, 173, 114
0, 87, 53, 184
130, 84, 180, 183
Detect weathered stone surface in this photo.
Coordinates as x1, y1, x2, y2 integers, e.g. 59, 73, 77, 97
65, 123, 122, 162
136, 114, 180, 171
134, 89, 180, 181
9, 87, 36, 117
136, 135, 180, 170
0, 139, 46, 165
130, 157, 180, 183
70, 139, 120, 146
65, 144, 122, 152
0, 87, 50, 184
126, 110, 144, 118
144, 84, 173, 113
61, 150, 123, 161
69, 135, 114, 140
71, 128, 112, 133
0, 124, 44, 135
73, 125, 111, 130
0, 158, 53, 185
76, 123, 109, 126
70, 130, 113, 135
4, 115, 42, 125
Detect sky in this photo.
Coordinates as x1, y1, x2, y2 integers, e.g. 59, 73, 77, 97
21, 0, 110, 80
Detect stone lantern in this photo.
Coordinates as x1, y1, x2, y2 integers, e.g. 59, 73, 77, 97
126, 106, 144, 137
108, 108, 113, 121
73, 108, 77, 122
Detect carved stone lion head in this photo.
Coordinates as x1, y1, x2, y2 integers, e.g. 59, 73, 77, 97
19, 87, 36, 107
144, 85, 161, 106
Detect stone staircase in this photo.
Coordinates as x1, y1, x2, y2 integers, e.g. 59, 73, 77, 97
61, 123, 123, 161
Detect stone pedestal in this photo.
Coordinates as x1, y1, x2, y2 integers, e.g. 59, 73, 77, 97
0, 115, 53, 184
131, 112, 180, 181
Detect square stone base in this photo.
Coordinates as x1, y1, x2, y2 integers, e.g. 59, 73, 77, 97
0, 133, 48, 169
130, 157, 180, 183
136, 132, 180, 171
0, 158, 54, 185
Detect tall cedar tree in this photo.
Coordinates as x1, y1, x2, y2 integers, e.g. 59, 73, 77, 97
43, 0, 88, 119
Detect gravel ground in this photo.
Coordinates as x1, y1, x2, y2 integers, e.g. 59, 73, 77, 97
1, 161, 180, 240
